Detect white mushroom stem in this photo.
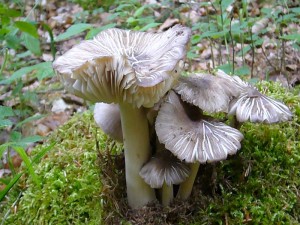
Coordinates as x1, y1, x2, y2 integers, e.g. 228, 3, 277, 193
119, 102, 156, 208
162, 183, 173, 207
176, 162, 200, 200
155, 141, 173, 206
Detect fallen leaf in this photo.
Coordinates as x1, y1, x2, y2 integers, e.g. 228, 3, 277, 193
158, 18, 179, 32
52, 98, 71, 113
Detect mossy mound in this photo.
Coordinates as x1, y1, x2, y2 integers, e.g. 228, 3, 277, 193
1, 81, 300, 224
1, 113, 126, 225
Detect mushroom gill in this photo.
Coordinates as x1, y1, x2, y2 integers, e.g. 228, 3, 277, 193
155, 91, 243, 164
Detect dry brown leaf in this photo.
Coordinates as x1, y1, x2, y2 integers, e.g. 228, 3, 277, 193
158, 18, 179, 32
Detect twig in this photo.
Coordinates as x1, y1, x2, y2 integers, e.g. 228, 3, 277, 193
261, 47, 276, 70
208, 1, 223, 66
279, 16, 286, 75
0, 48, 8, 78
209, 0, 217, 13
249, 29, 255, 78
239, 9, 245, 66
219, 0, 230, 66
209, 39, 215, 69
229, 16, 235, 74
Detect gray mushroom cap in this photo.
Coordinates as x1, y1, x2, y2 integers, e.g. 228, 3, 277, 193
215, 70, 293, 123
53, 25, 191, 108
139, 150, 190, 188
173, 73, 240, 113
93, 103, 123, 142
155, 91, 244, 163
228, 88, 293, 123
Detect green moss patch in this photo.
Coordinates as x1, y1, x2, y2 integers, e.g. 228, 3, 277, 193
1, 82, 300, 224
1, 113, 125, 225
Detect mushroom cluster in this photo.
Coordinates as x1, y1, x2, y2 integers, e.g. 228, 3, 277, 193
53, 26, 293, 209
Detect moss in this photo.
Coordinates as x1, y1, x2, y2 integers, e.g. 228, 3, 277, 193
192, 82, 300, 224
1, 112, 124, 225
1, 81, 299, 224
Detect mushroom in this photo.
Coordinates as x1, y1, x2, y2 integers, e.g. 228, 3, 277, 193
155, 91, 244, 199
93, 103, 123, 142
140, 150, 190, 206
215, 70, 293, 125
159, 71, 292, 200
53, 25, 191, 208
173, 73, 240, 113
174, 70, 293, 125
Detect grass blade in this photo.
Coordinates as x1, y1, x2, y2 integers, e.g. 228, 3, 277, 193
0, 173, 22, 202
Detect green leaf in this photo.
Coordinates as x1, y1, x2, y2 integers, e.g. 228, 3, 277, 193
10, 131, 22, 142
192, 22, 209, 31
85, 23, 117, 39
0, 177, 11, 185
292, 43, 300, 51
113, 3, 133, 12
55, 23, 93, 41
0, 106, 14, 119
0, 119, 13, 128
15, 21, 39, 38
22, 91, 38, 104
126, 16, 137, 24
230, 22, 244, 35
291, 7, 300, 14
0, 4, 22, 18
41, 23, 56, 59
107, 12, 120, 21
15, 50, 32, 59
134, 5, 147, 17
217, 64, 233, 74
31, 142, 56, 164
237, 45, 251, 56
5, 33, 21, 50
13, 146, 41, 187
19, 135, 43, 145
16, 114, 44, 128
22, 32, 42, 56
0, 173, 22, 201
0, 142, 54, 201
261, 7, 272, 15
221, 0, 234, 12
139, 22, 161, 32
191, 34, 201, 44
134, 16, 155, 26
35, 68, 55, 80
254, 38, 263, 46
235, 65, 250, 76
0, 143, 9, 157
248, 77, 259, 84
200, 30, 228, 40
0, 8, 21, 17
280, 33, 300, 42
0, 62, 54, 84
187, 51, 199, 59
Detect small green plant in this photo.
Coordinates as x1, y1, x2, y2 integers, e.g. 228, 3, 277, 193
69, 0, 115, 11
189, 0, 299, 78
52, 1, 161, 42
0, 1, 56, 210
0, 3, 42, 56
188, 0, 252, 75
0, 104, 55, 200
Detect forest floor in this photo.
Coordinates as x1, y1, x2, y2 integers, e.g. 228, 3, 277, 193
0, 0, 299, 224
